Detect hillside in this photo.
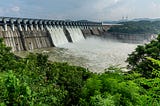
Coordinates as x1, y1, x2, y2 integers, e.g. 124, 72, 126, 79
108, 20, 160, 34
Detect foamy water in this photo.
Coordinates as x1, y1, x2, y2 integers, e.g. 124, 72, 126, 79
15, 37, 138, 73
57, 37, 138, 72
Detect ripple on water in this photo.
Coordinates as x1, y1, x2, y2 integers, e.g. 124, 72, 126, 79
14, 37, 138, 73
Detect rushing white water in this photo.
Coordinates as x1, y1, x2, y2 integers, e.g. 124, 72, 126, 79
47, 26, 68, 46
15, 36, 138, 73
57, 37, 138, 72
66, 26, 85, 42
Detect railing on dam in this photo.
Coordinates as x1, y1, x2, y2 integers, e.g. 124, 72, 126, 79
0, 17, 106, 52
0, 17, 102, 31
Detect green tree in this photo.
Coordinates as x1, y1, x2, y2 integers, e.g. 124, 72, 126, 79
0, 71, 33, 106
108, 21, 160, 34
46, 62, 92, 106
79, 71, 142, 106
126, 34, 160, 78
0, 38, 16, 72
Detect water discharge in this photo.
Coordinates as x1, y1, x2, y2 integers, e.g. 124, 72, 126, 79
66, 26, 85, 42
15, 37, 138, 73
58, 37, 138, 72
47, 26, 68, 46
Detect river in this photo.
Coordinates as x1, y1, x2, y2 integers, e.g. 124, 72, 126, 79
15, 36, 138, 73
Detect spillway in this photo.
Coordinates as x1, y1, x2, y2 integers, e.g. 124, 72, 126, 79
66, 26, 85, 42
0, 17, 104, 52
47, 26, 68, 46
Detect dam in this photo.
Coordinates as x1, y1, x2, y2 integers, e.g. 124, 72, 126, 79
0, 17, 105, 52
0, 17, 149, 72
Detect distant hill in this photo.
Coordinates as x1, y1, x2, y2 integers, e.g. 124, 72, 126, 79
108, 20, 160, 34
131, 18, 160, 22
104, 18, 160, 23
103, 21, 119, 24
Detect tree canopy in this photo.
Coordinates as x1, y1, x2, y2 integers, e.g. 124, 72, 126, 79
0, 37, 160, 105
126, 34, 160, 78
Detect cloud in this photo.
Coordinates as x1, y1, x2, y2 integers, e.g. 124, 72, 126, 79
53, 0, 125, 21
114, 0, 119, 3
1, 0, 160, 21
11, 6, 20, 12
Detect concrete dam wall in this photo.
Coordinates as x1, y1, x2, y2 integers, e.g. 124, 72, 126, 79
104, 32, 157, 44
0, 17, 105, 52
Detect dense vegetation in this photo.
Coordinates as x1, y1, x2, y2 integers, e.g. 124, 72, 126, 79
108, 21, 160, 34
126, 35, 160, 78
0, 35, 160, 106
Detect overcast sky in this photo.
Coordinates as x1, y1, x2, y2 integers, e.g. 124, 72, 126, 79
0, 0, 160, 21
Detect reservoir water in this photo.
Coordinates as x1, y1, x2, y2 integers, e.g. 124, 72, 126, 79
15, 36, 138, 73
